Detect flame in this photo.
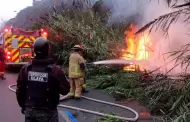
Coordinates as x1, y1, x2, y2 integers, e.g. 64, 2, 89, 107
121, 24, 152, 71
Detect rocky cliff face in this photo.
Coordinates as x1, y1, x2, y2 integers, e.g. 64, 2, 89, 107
6, 0, 112, 29
6, 0, 58, 29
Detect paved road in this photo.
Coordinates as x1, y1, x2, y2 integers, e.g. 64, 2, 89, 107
0, 68, 163, 122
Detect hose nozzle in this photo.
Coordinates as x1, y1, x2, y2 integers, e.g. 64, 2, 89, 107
86, 63, 94, 65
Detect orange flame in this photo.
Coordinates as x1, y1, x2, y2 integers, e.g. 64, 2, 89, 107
121, 24, 152, 71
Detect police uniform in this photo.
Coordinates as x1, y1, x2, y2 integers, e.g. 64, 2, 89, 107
69, 52, 86, 98
16, 37, 70, 122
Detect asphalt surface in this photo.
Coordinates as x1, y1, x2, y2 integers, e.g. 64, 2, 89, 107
0, 68, 163, 122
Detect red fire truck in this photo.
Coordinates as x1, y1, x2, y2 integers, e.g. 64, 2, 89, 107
0, 26, 48, 67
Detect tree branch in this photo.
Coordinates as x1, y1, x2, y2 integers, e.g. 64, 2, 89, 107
135, 8, 189, 36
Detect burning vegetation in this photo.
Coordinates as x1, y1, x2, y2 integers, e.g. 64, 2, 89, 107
121, 24, 152, 71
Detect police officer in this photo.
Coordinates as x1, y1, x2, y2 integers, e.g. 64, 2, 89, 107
16, 37, 70, 122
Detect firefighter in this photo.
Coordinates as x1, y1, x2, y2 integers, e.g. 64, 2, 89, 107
69, 45, 87, 99
16, 37, 70, 122
0, 44, 5, 80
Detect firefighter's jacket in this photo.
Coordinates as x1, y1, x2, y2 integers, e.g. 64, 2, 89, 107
16, 58, 70, 110
69, 52, 86, 78
0, 49, 5, 61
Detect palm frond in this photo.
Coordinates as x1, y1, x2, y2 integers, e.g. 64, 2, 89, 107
136, 9, 184, 35
173, 2, 190, 8
136, 0, 190, 35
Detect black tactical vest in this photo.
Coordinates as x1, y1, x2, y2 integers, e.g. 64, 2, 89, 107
25, 64, 60, 110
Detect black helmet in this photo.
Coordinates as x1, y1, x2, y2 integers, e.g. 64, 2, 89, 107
34, 37, 50, 58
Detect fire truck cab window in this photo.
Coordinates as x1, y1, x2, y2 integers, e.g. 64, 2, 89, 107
12, 38, 18, 48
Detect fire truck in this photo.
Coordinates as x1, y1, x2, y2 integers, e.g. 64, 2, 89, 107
0, 26, 48, 67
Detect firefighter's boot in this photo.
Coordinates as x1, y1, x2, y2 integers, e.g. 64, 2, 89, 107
74, 97, 81, 100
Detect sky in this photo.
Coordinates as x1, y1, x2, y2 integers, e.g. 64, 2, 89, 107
0, 0, 32, 21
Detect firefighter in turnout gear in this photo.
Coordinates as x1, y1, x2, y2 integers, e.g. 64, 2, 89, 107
0, 44, 5, 80
16, 37, 70, 122
69, 45, 87, 99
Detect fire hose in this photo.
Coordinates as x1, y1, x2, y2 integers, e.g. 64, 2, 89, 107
8, 84, 139, 121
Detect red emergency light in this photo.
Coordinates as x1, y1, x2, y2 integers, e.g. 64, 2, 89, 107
6, 51, 11, 60
7, 51, 10, 55
2, 25, 12, 33
7, 56, 11, 59
4, 29, 9, 32
42, 32, 48, 36
40, 29, 48, 37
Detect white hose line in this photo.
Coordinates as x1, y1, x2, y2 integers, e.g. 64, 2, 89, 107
8, 84, 139, 121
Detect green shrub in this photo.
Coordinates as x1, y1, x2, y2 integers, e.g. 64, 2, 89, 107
87, 69, 190, 122
30, 9, 128, 67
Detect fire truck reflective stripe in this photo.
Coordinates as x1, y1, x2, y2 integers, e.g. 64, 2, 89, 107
5, 36, 11, 41
15, 35, 20, 39
29, 36, 35, 42
5, 36, 11, 46
18, 37, 35, 48
5, 36, 12, 52
12, 57, 19, 62
12, 49, 19, 56
11, 49, 19, 62
7, 43, 11, 48
12, 35, 25, 41
19, 36, 25, 41
29, 36, 35, 47
18, 36, 24, 41
19, 41, 25, 47
5, 43, 11, 48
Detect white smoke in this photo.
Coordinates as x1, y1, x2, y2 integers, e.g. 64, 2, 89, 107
106, 0, 189, 74
141, 1, 189, 74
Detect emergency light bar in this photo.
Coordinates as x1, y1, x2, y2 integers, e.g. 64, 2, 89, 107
2, 26, 12, 33
4, 29, 9, 32
42, 32, 48, 36
40, 29, 48, 37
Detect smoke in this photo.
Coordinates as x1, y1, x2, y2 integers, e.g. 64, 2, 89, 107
142, 1, 190, 74
147, 21, 190, 75
107, 0, 147, 25
105, 0, 189, 74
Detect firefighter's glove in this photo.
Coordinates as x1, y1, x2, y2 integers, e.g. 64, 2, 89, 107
21, 108, 25, 114
82, 84, 86, 89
